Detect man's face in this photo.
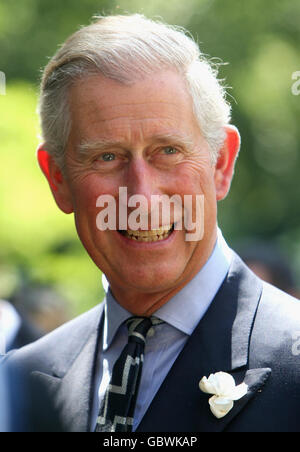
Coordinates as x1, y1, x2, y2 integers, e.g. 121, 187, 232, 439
53, 71, 228, 311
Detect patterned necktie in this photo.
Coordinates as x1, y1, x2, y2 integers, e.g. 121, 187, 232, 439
95, 316, 163, 432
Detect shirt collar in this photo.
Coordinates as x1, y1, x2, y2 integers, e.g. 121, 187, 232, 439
102, 228, 232, 349
102, 293, 131, 351
154, 228, 232, 334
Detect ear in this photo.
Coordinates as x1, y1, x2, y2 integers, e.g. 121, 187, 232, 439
36, 144, 74, 214
214, 125, 241, 201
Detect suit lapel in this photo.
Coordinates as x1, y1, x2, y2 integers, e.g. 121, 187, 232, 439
30, 303, 105, 432
138, 254, 271, 432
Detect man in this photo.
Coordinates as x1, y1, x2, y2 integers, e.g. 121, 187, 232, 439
4, 14, 300, 432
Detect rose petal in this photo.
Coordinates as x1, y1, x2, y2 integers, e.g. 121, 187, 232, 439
209, 396, 234, 419
199, 376, 217, 394
213, 372, 236, 396
230, 382, 248, 401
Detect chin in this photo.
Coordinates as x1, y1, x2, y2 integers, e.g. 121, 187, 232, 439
121, 265, 187, 294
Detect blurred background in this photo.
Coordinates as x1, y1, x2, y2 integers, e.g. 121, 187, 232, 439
0, 0, 299, 335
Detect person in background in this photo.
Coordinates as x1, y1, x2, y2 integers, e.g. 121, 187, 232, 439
0, 299, 42, 354
9, 283, 71, 335
0, 283, 70, 353
238, 240, 299, 298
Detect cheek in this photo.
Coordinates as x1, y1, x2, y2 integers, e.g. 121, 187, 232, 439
175, 163, 216, 229
175, 160, 215, 196
68, 181, 105, 236
69, 173, 117, 209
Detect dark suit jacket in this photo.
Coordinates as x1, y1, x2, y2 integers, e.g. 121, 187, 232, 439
4, 253, 300, 432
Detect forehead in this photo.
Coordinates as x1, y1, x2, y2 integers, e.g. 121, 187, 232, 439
68, 71, 201, 144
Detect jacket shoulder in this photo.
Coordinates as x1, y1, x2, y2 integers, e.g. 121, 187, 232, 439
250, 281, 300, 368
258, 281, 300, 328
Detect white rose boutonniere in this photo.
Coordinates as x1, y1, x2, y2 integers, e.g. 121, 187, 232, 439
199, 371, 248, 419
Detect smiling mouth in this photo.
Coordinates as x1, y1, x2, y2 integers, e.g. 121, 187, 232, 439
118, 224, 174, 242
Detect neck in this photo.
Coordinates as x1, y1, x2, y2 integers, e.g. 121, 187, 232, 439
108, 229, 217, 316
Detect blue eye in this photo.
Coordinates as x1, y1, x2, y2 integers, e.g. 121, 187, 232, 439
163, 147, 177, 155
102, 153, 115, 161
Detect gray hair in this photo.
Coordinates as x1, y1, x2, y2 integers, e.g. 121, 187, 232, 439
39, 14, 231, 169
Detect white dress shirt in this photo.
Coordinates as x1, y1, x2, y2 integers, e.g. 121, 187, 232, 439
92, 229, 233, 431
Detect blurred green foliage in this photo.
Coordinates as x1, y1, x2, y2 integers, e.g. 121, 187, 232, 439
0, 0, 299, 320
0, 82, 104, 317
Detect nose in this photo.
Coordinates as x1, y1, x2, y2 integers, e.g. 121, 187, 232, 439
126, 157, 159, 201
122, 158, 162, 223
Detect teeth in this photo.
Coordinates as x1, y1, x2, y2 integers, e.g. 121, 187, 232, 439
122, 225, 173, 242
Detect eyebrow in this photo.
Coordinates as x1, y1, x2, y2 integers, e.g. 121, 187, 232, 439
150, 133, 194, 148
77, 133, 194, 157
77, 139, 123, 157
